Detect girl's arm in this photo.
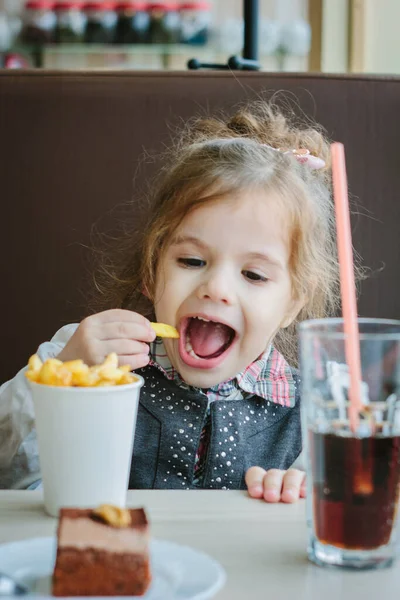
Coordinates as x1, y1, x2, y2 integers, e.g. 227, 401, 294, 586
0, 324, 78, 489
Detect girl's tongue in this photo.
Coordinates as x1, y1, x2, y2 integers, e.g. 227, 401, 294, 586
188, 318, 233, 358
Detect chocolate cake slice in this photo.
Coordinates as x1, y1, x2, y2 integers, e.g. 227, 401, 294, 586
52, 506, 151, 596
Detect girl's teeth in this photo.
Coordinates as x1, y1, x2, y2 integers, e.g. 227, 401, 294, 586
185, 340, 199, 358
196, 316, 210, 322
185, 337, 200, 359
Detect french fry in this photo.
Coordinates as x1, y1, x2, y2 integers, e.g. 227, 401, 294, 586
119, 372, 136, 385
70, 369, 91, 386
62, 359, 85, 370
81, 369, 101, 387
96, 353, 122, 382
101, 368, 125, 383
28, 354, 43, 373
57, 366, 74, 387
150, 322, 180, 339
102, 353, 118, 370
25, 369, 40, 383
38, 359, 72, 387
63, 361, 91, 386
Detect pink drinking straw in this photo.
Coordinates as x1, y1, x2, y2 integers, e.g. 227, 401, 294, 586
331, 143, 363, 431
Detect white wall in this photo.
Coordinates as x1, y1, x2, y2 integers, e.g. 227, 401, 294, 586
321, 0, 348, 72
349, 0, 400, 74
363, 0, 400, 73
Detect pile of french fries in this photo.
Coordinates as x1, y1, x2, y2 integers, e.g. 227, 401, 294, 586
25, 353, 137, 387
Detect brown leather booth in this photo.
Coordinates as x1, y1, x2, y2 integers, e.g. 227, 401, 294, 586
0, 71, 399, 384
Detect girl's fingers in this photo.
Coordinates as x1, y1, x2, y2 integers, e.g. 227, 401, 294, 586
118, 354, 150, 371
281, 469, 306, 503
97, 322, 155, 344
245, 466, 267, 498
262, 469, 285, 503
92, 309, 152, 326
246, 468, 306, 503
85, 310, 156, 341
103, 340, 150, 358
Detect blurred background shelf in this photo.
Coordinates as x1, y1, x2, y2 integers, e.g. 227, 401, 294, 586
14, 42, 309, 71
1, 0, 312, 71
16, 43, 221, 70
1, 0, 400, 74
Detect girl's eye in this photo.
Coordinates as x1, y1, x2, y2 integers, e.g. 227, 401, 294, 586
177, 258, 206, 268
243, 270, 268, 283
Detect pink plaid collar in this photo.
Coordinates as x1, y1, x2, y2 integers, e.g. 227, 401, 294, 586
149, 339, 295, 408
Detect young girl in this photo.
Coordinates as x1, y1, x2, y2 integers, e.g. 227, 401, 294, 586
0, 102, 339, 502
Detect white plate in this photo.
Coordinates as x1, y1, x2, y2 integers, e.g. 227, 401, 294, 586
0, 537, 226, 599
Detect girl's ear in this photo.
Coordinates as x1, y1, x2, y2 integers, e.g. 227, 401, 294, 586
142, 286, 150, 299
280, 297, 305, 329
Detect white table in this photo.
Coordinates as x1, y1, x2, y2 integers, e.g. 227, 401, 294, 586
0, 490, 399, 599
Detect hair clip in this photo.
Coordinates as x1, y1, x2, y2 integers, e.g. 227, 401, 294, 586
263, 144, 326, 170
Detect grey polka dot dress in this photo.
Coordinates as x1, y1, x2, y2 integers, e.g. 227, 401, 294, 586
128, 366, 302, 490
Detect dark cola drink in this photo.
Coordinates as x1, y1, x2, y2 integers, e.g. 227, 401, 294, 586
309, 430, 400, 550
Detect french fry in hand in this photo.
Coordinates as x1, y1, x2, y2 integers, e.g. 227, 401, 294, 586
151, 322, 180, 339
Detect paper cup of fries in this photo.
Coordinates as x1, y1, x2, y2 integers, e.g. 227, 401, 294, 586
26, 354, 143, 517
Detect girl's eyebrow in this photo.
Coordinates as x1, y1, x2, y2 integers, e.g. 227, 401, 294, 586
170, 234, 207, 249
246, 252, 284, 271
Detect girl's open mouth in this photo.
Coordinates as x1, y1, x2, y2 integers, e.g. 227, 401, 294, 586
178, 316, 237, 370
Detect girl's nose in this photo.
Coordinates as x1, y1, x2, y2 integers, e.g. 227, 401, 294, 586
196, 270, 235, 305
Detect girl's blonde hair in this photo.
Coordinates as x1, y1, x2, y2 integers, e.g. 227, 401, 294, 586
93, 101, 341, 366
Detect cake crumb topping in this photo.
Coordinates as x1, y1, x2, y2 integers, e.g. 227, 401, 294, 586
92, 505, 132, 528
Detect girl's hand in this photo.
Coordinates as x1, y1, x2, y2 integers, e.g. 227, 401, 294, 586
57, 309, 156, 371
245, 467, 306, 503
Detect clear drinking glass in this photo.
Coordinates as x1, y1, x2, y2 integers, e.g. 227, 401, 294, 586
299, 318, 400, 569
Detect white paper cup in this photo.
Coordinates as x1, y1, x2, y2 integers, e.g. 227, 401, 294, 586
29, 376, 144, 517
